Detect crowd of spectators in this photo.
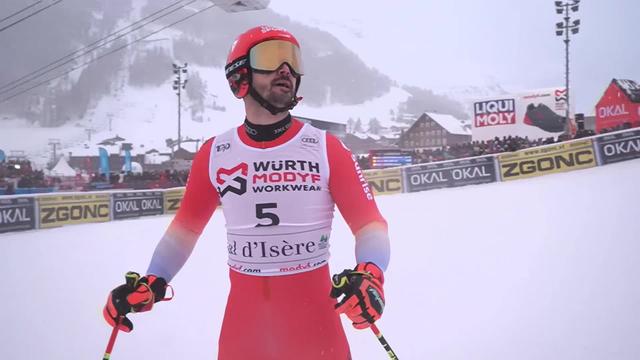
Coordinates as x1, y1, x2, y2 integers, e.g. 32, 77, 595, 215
1, 159, 190, 195
410, 135, 557, 164
572, 128, 597, 139
358, 122, 635, 170
598, 122, 635, 134
2, 121, 638, 193
86, 170, 189, 190
0, 160, 49, 194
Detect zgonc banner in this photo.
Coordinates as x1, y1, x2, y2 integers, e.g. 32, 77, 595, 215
405, 156, 497, 193
498, 139, 596, 181
164, 188, 185, 214
0, 197, 36, 234
38, 193, 110, 229
113, 191, 164, 220
363, 168, 403, 195
594, 129, 640, 165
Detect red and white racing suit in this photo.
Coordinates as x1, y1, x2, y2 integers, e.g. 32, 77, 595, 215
148, 119, 388, 359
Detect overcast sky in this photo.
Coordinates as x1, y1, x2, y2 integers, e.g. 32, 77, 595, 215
270, 0, 639, 115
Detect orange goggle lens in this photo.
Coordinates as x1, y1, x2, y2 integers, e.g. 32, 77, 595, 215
249, 40, 303, 75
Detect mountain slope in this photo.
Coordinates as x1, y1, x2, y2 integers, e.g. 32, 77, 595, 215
1, 0, 474, 167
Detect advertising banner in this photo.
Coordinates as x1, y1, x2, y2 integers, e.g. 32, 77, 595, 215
368, 149, 413, 169
405, 156, 497, 193
38, 193, 110, 229
595, 129, 640, 165
498, 139, 596, 181
164, 188, 185, 214
112, 191, 164, 220
363, 168, 403, 195
0, 197, 36, 233
472, 87, 575, 141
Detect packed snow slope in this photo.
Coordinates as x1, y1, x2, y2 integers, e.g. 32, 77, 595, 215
1, 159, 639, 359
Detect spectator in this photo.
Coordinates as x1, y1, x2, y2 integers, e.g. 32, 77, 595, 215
5, 182, 15, 195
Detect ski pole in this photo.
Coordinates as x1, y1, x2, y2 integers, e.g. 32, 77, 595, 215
371, 323, 399, 360
102, 317, 122, 360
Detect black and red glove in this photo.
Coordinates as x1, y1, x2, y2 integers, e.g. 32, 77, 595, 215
330, 262, 385, 329
103, 271, 170, 332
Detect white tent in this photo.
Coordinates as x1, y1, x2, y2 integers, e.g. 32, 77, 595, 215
122, 161, 143, 174
50, 156, 77, 177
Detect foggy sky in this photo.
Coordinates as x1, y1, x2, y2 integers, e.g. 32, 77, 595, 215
270, 0, 640, 115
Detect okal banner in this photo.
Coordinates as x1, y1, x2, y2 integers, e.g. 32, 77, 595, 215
0, 197, 36, 233
405, 156, 497, 193
595, 129, 640, 165
112, 191, 164, 220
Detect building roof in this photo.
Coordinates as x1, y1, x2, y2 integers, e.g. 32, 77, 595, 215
294, 115, 347, 137
423, 112, 472, 136
613, 79, 640, 103
173, 147, 195, 160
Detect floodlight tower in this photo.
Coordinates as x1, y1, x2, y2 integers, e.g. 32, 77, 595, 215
212, 0, 270, 12
172, 63, 188, 150
555, 0, 581, 134
168, 1, 269, 153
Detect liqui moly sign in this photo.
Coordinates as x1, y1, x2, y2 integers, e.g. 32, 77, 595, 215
473, 99, 516, 127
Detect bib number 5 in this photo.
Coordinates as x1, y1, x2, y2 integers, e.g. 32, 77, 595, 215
255, 203, 280, 227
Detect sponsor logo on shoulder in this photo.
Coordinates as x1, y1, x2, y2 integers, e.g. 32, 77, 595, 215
301, 136, 319, 144
216, 142, 231, 152
301, 135, 320, 149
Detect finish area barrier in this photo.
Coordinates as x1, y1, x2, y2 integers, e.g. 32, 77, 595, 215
1, 129, 638, 234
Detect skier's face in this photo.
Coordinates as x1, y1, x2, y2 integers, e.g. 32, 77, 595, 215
251, 63, 297, 108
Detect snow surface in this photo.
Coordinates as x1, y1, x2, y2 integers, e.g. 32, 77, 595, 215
1, 160, 640, 359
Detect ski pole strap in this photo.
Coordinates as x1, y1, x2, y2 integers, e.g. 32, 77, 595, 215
371, 324, 399, 360
125, 271, 140, 288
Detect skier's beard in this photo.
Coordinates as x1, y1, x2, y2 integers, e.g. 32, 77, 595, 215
264, 77, 294, 108
265, 89, 293, 107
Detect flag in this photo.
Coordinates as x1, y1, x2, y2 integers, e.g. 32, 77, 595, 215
124, 149, 132, 173
99, 147, 110, 175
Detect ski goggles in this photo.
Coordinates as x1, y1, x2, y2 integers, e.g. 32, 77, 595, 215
249, 40, 304, 75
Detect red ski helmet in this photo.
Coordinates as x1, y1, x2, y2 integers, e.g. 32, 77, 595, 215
225, 25, 304, 100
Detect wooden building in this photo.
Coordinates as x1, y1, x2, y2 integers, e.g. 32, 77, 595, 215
397, 112, 471, 149
595, 78, 640, 133
294, 115, 347, 138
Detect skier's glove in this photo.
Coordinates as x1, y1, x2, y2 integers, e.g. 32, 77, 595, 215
330, 262, 385, 329
103, 271, 171, 332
